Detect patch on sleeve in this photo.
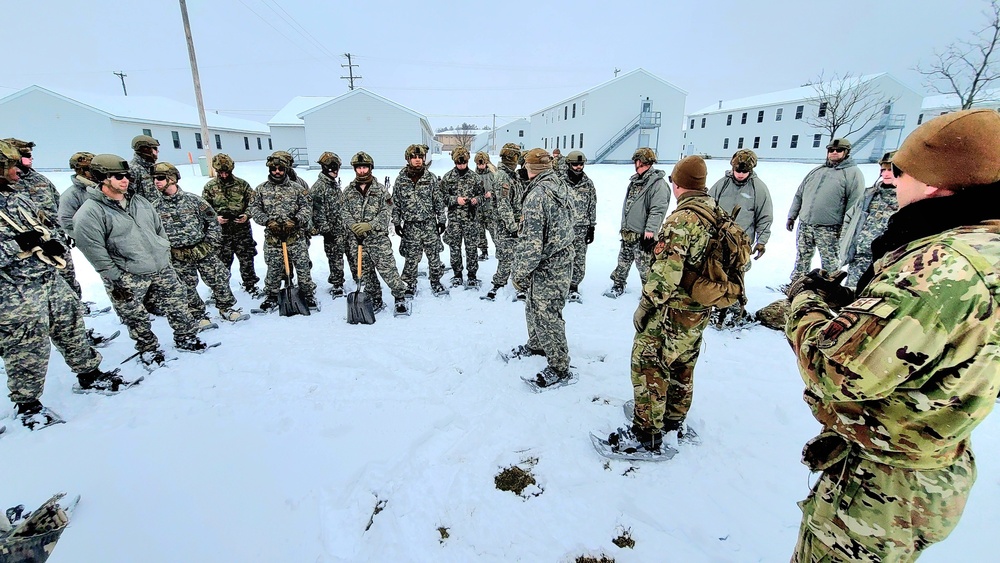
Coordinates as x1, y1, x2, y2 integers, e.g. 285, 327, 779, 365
842, 297, 897, 319
653, 240, 667, 256
816, 312, 860, 349
845, 297, 882, 311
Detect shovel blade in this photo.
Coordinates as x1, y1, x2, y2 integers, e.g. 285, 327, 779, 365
347, 290, 376, 324
278, 285, 311, 317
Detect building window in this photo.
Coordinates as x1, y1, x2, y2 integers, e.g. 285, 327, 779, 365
195, 132, 203, 149
214, 134, 222, 150
556, 137, 559, 150
570, 135, 574, 148
579, 133, 583, 148
818, 102, 827, 117
790, 134, 799, 148
563, 135, 567, 148
795, 105, 804, 119
544, 138, 548, 149
741, 112, 747, 125
771, 136, 778, 149
723, 138, 729, 149
726, 114, 732, 126
268, 138, 272, 150
581, 100, 585, 115
813, 134, 822, 148
518, 130, 524, 137
753, 136, 760, 149
700, 117, 706, 128
757, 110, 764, 123
737, 137, 744, 149
917, 114, 924, 125
171, 131, 181, 149
244, 137, 249, 150
142, 128, 152, 136
690, 119, 695, 129
775, 108, 783, 121
564, 106, 568, 120
572, 103, 576, 118
256, 137, 262, 150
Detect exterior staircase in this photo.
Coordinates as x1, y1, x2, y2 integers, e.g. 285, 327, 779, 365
594, 111, 661, 163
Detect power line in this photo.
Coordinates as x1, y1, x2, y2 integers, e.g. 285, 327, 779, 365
258, 0, 339, 61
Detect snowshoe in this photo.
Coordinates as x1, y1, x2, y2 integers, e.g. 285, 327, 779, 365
393, 298, 411, 317
73, 369, 143, 395
371, 299, 387, 314
196, 318, 219, 332
465, 276, 482, 290
83, 304, 112, 317
567, 290, 582, 304
590, 429, 678, 462
301, 294, 321, 312
87, 329, 121, 348
205, 296, 216, 307
176, 338, 219, 354
498, 345, 545, 363
243, 284, 264, 298
514, 291, 526, 302
404, 285, 416, 299
16, 401, 66, 431
328, 285, 345, 299
133, 349, 176, 372
449, 275, 464, 288
251, 294, 279, 315
219, 308, 250, 323
478, 249, 489, 261
481, 285, 501, 301
430, 281, 449, 296
521, 366, 578, 392
622, 399, 702, 446
603, 285, 625, 299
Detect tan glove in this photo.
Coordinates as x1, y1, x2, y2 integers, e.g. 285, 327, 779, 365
633, 297, 655, 332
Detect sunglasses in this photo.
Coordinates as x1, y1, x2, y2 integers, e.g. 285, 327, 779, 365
110, 172, 129, 181
570, 163, 585, 168
154, 175, 170, 181
269, 165, 286, 172
827, 148, 846, 153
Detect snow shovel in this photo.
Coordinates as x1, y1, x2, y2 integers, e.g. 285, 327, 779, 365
347, 244, 376, 324
278, 241, 310, 317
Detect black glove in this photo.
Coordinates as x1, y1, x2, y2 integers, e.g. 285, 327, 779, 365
40, 239, 66, 257
394, 223, 404, 237
787, 269, 854, 308
13, 230, 43, 252
66, 236, 76, 248
110, 279, 134, 302
437, 223, 446, 235
585, 226, 595, 245
322, 233, 335, 245
640, 236, 657, 253
785, 218, 795, 232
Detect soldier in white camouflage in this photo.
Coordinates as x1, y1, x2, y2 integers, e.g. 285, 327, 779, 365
202, 153, 261, 297
474, 151, 499, 260
562, 151, 595, 301
440, 147, 485, 287
511, 148, 575, 386
128, 134, 160, 202
391, 144, 447, 295
785, 109, 1000, 562
486, 143, 525, 300
248, 152, 317, 311
551, 148, 568, 176
0, 141, 132, 428
152, 163, 245, 324
57, 152, 96, 242
838, 151, 899, 289
343, 151, 409, 314
311, 151, 352, 297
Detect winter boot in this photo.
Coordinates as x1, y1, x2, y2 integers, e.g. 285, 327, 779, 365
485, 284, 501, 301
329, 285, 345, 298
510, 344, 545, 359
301, 293, 318, 309
533, 366, 571, 388
450, 275, 464, 288
139, 349, 167, 368
77, 368, 133, 394
607, 424, 662, 454
196, 317, 217, 332
176, 336, 208, 353
479, 249, 489, 261
258, 293, 279, 312
243, 283, 264, 298
219, 308, 248, 322
370, 296, 386, 314
515, 291, 526, 301
404, 284, 416, 299
394, 297, 410, 315
430, 280, 448, 296
16, 400, 60, 430
568, 284, 581, 303
603, 284, 625, 299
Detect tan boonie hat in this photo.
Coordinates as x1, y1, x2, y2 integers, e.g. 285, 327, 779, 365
893, 108, 1000, 190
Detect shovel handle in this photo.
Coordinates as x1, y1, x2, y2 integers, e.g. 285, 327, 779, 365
282, 242, 292, 277
356, 244, 363, 279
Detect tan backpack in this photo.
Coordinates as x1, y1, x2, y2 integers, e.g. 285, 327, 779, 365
678, 200, 752, 308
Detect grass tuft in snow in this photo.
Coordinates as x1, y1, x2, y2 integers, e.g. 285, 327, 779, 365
612, 527, 635, 549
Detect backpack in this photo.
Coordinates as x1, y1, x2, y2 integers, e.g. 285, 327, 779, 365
677, 199, 752, 308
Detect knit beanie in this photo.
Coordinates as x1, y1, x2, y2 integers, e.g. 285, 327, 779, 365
893, 108, 1000, 190
522, 148, 552, 174
671, 155, 708, 190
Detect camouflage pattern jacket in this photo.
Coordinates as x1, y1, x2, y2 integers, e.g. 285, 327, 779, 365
248, 175, 312, 243
788, 157, 865, 227
202, 175, 254, 223
58, 174, 96, 240
708, 171, 773, 245
16, 168, 61, 230
620, 168, 670, 236
494, 163, 524, 236
310, 173, 344, 234
129, 154, 159, 202
565, 170, 596, 228
74, 190, 172, 281
838, 180, 897, 265
553, 155, 568, 176
643, 192, 716, 311
390, 167, 445, 225
476, 166, 499, 216
154, 187, 222, 250
786, 187, 1000, 469
440, 167, 484, 222
0, 189, 55, 283
342, 179, 392, 235
513, 169, 574, 284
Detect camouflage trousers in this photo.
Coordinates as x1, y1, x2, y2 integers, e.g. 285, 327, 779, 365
525, 246, 573, 372
570, 226, 590, 287
105, 267, 198, 353
360, 232, 408, 300
445, 216, 479, 278
791, 223, 841, 281
478, 213, 497, 253
792, 449, 975, 562
218, 223, 259, 289
401, 220, 445, 286
172, 253, 237, 318
610, 235, 651, 289
491, 236, 518, 288
845, 250, 873, 290
319, 229, 352, 287
631, 306, 710, 430
262, 238, 316, 298
0, 273, 101, 403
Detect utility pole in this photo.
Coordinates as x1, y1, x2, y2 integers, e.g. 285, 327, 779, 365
114, 71, 128, 96
178, 0, 214, 176
491, 113, 496, 153
614, 68, 621, 78
341, 53, 362, 90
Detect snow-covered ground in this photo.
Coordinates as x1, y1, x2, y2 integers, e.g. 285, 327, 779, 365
4, 157, 997, 562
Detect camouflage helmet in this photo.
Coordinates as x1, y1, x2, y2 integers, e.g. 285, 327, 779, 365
273, 150, 295, 167
212, 153, 235, 172
0, 140, 20, 174
69, 151, 95, 172
3, 138, 35, 157
351, 151, 375, 168
153, 162, 180, 181
565, 150, 587, 165
90, 154, 130, 181
131, 135, 160, 151
730, 149, 757, 173
474, 151, 491, 165
631, 147, 657, 165
451, 146, 470, 163
499, 143, 521, 165
826, 138, 851, 152
404, 144, 427, 160
317, 151, 342, 169
878, 150, 896, 166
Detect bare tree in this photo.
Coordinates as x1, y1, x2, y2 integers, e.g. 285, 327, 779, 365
804, 72, 896, 141
452, 123, 477, 151
917, 0, 1000, 109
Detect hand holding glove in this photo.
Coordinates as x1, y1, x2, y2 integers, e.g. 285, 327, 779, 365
350, 222, 372, 236
14, 230, 43, 252
753, 243, 765, 260
585, 226, 595, 245
786, 269, 854, 308
41, 239, 66, 257
633, 296, 655, 332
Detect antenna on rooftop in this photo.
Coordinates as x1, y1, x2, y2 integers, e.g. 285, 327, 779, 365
614, 68, 621, 77
114, 71, 128, 96
342, 53, 362, 90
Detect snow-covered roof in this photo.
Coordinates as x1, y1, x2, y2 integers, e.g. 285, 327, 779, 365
0, 85, 269, 133
922, 89, 1000, 110
531, 68, 687, 116
267, 96, 334, 126
298, 88, 432, 133
690, 73, 887, 116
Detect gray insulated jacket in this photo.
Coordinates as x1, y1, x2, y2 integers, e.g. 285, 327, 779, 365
620, 168, 670, 235
74, 189, 172, 282
58, 174, 97, 239
708, 171, 774, 245
787, 158, 865, 227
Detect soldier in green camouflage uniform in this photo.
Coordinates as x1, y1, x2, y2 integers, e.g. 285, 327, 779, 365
391, 144, 447, 294
607, 148, 671, 298
343, 152, 409, 314
512, 149, 574, 385
440, 147, 485, 286
202, 154, 261, 296
562, 151, 596, 300
838, 151, 899, 289
311, 151, 352, 296
152, 163, 244, 324
486, 143, 525, 300
0, 141, 129, 425
610, 156, 715, 453
128, 135, 160, 202
248, 154, 317, 310
474, 151, 498, 260
785, 109, 1000, 562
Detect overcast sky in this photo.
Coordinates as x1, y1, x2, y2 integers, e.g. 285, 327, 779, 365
8, 0, 991, 129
